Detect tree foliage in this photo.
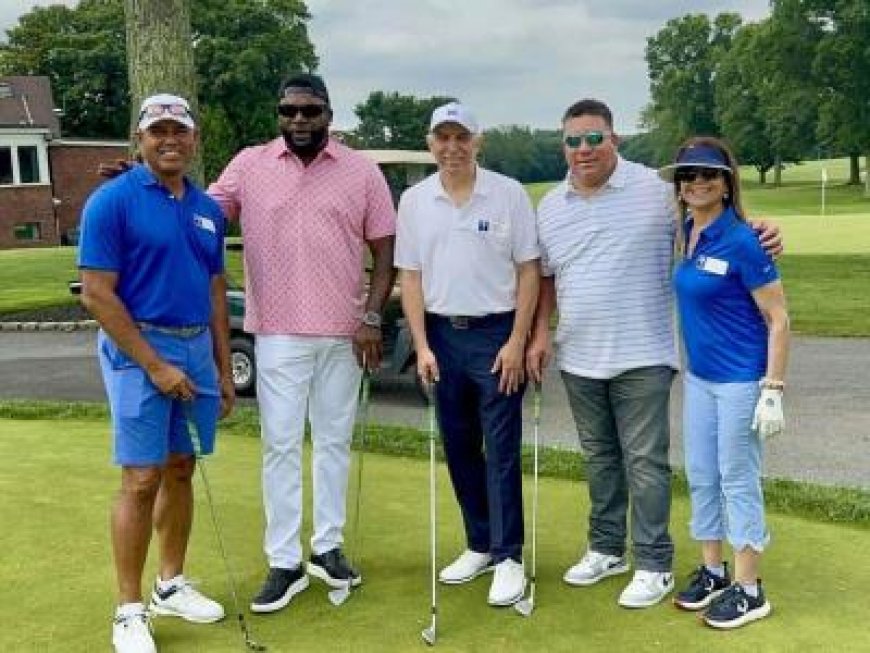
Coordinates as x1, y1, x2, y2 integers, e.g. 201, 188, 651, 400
351, 91, 454, 151
0, 0, 317, 181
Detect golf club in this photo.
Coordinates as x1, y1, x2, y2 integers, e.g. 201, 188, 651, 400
186, 402, 267, 652
515, 382, 542, 618
328, 368, 371, 607
421, 384, 438, 646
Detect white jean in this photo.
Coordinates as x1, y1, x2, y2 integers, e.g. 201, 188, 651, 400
256, 334, 362, 568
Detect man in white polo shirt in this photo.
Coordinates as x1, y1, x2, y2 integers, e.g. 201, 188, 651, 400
396, 102, 540, 607
527, 98, 781, 609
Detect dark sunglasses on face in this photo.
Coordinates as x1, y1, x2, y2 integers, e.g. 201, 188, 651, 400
563, 131, 610, 148
277, 103, 327, 119
675, 167, 724, 183
139, 103, 191, 120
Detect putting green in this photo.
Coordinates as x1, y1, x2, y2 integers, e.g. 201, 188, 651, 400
1, 419, 868, 652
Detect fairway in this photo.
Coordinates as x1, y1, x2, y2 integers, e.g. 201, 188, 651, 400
1, 418, 869, 652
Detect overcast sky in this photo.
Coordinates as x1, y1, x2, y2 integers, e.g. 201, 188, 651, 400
3, 0, 771, 133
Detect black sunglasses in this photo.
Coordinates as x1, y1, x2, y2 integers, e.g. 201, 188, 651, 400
563, 131, 610, 148
277, 104, 327, 119
674, 167, 725, 183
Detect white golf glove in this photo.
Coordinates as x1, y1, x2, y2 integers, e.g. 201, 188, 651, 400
752, 387, 784, 440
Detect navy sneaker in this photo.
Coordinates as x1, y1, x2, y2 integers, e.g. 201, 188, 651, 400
674, 563, 730, 610
250, 566, 309, 613
307, 548, 362, 589
703, 582, 772, 629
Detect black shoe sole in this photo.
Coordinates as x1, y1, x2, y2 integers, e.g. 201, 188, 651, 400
250, 575, 310, 613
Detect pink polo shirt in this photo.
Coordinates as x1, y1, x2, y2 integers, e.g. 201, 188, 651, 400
208, 137, 396, 336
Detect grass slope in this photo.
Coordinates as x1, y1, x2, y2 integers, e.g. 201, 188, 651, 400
1, 416, 869, 652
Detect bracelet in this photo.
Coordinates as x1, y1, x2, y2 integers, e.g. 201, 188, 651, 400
760, 378, 785, 391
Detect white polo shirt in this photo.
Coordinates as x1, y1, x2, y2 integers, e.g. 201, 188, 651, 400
395, 166, 540, 316
536, 156, 679, 379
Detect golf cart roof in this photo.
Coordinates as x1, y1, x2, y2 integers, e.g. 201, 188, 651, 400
360, 149, 436, 166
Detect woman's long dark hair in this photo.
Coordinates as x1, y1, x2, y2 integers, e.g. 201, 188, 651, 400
672, 136, 747, 222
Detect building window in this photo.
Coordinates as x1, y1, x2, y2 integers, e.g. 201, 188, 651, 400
17, 146, 40, 183
0, 147, 12, 184
13, 222, 42, 241
0, 84, 11, 99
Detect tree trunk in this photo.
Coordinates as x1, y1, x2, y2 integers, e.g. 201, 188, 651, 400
849, 152, 860, 185
758, 167, 767, 184
124, 0, 201, 181
773, 155, 782, 187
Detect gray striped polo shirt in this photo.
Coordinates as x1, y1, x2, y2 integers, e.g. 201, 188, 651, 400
537, 156, 680, 379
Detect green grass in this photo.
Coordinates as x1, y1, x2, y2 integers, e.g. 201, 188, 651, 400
1, 409, 869, 652
0, 246, 78, 313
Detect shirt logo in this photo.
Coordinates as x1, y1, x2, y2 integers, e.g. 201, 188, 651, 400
478, 219, 489, 232
194, 215, 216, 233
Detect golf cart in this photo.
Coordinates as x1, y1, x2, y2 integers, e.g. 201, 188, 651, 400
228, 149, 436, 397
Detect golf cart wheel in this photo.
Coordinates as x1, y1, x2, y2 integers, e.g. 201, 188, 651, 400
231, 336, 256, 396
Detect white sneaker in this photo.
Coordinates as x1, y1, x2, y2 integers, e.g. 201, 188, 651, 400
438, 550, 493, 585
112, 604, 156, 653
149, 576, 225, 623
618, 570, 675, 608
488, 559, 527, 606
563, 550, 630, 586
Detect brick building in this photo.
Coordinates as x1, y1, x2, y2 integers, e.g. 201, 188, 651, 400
0, 76, 127, 249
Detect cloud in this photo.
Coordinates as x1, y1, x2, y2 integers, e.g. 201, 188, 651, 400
307, 0, 770, 132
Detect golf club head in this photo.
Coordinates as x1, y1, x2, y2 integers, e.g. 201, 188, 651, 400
421, 625, 436, 646
514, 596, 534, 617
244, 635, 267, 652
328, 580, 352, 606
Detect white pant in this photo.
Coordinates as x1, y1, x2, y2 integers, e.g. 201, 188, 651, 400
256, 334, 362, 568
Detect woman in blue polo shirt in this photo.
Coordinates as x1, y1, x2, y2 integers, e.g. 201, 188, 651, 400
660, 137, 790, 629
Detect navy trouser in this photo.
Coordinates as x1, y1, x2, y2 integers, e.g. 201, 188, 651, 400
426, 312, 525, 562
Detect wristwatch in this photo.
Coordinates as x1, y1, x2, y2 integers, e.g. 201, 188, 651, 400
361, 310, 382, 328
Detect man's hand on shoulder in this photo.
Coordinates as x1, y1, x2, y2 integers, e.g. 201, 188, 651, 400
749, 218, 783, 258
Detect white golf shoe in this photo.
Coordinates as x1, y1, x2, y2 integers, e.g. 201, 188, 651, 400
149, 576, 225, 623
488, 559, 527, 606
618, 570, 675, 608
563, 550, 630, 586
112, 603, 156, 653
438, 550, 493, 584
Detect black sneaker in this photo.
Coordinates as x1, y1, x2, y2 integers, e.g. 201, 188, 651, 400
673, 563, 730, 610
307, 548, 362, 589
703, 582, 772, 629
250, 565, 309, 613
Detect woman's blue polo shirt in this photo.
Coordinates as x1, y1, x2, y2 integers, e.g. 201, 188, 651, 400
673, 206, 780, 382
78, 165, 226, 326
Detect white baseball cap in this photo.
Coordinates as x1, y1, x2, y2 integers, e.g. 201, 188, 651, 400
429, 102, 480, 135
137, 93, 195, 131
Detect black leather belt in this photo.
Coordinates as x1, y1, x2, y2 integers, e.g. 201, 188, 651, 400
136, 322, 207, 338
426, 312, 514, 330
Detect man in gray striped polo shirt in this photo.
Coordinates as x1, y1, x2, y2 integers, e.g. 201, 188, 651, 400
526, 99, 781, 609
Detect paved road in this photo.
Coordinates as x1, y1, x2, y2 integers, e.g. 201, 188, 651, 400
1, 330, 867, 488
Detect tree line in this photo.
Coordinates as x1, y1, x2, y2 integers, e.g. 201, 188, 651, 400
642, 0, 869, 192
2, 1, 867, 190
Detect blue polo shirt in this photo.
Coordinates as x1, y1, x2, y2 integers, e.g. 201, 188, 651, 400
673, 206, 779, 382
78, 165, 225, 326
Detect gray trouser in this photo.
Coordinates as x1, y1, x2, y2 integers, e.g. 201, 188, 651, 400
561, 366, 675, 571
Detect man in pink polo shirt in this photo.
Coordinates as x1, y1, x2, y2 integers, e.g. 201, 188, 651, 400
208, 74, 396, 613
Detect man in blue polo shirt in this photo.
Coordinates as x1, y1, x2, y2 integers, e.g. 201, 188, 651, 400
78, 93, 234, 653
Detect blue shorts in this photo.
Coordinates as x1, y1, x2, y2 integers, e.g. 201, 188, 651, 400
97, 329, 220, 466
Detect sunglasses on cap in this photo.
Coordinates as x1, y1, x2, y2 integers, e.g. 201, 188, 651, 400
139, 103, 192, 120
277, 104, 327, 119
674, 167, 725, 183
563, 131, 610, 149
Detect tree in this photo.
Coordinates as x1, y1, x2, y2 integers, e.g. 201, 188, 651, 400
0, 1, 128, 138
352, 91, 454, 150
642, 13, 742, 161
0, 0, 318, 181
124, 0, 200, 176
480, 126, 565, 183
805, 0, 870, 194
